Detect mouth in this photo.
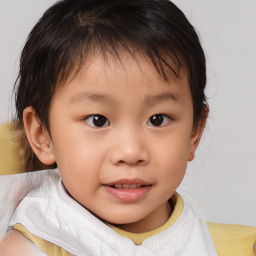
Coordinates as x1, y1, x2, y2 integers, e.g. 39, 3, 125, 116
103, 179, 152, 202
109, 184, 150, 189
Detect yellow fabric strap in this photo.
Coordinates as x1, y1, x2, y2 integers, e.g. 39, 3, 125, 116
207, 222, 256, 256
110, 192, 183, 245
13, 224, 73, 256
0, 123, 25, 175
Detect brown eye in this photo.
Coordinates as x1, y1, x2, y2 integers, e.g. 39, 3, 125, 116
85, 115, 110, 128
148, 114, 171, 127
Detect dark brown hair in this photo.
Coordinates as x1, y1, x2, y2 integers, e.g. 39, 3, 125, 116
14, 0, 208, 171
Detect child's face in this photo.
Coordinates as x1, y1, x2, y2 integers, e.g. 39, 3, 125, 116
45, 54, 203, 232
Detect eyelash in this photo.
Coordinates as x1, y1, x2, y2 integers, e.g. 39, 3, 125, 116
84, 114, 172, 128
147, 114, 172, 127
84, 115, 110, 128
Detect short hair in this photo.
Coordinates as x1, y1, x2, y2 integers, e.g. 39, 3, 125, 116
14, 0, 208, 171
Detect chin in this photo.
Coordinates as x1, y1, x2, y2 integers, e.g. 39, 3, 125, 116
100, 211, 146, 226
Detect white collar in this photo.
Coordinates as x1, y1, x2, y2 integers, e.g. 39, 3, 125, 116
4, 169, 217, 256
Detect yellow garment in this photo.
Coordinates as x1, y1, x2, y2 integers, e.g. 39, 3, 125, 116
110, 192, 183, 245
112, 195, 256, 255
14, 224, 72, 256
0, 123, 25, 175
14, 194, 256, 255
207, 222, 256, 256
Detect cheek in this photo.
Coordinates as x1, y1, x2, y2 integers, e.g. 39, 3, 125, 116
52, 133, 107, 183
152, 135, 190, 182
52, 126, 105, 166
155, 133, 190, 162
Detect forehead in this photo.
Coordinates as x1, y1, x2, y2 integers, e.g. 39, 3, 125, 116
54, 52, 191, 105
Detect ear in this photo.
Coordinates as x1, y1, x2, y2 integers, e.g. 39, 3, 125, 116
23, 106, 56, 165
188, 111, 208, 161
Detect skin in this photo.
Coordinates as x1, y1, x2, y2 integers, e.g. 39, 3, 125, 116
1, 53, 206, 254
0, 230, 45, 256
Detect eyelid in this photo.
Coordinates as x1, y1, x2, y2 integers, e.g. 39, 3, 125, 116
84, 114, 110, 128
147, 114, 172, 127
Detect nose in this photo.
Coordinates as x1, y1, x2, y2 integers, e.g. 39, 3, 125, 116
109, 127, 150, 166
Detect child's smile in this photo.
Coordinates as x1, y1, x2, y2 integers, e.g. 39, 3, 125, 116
46, 53, 203, 233
103, 178, 152, 202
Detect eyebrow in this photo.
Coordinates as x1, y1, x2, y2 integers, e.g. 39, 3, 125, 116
70, 92, 113, 103
146, 93, 181, 104
70, 92, 181, 104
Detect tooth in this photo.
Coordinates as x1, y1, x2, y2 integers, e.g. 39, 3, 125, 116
113, 184, 144, 189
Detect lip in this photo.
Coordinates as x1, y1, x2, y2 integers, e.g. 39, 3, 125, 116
106, 178, 150, 186
103, 179, 152, 203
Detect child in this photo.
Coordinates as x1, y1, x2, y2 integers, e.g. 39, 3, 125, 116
0, 0, 255, 255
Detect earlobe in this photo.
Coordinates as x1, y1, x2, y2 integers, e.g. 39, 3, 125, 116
188, 115, 208, 161
23, 106, 56, 165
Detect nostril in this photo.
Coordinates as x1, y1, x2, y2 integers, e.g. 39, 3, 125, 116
118, 160, 145, 166
118, 160, 125, 165
117, 159, 145, 166
137, 159, 145, 165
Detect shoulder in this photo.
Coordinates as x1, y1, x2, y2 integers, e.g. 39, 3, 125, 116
0, 230, 44, 256
207, 222, 256, 256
